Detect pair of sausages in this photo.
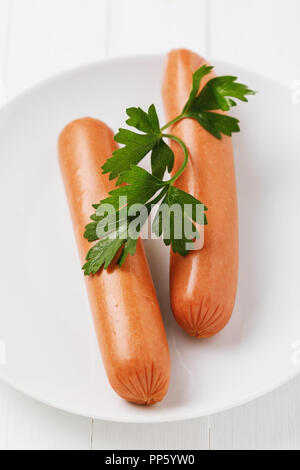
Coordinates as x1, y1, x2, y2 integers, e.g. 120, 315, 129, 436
58, 49, 238, 405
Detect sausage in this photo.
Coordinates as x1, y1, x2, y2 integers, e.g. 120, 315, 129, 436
58, 118, 170, 405
162, 49, 239, 338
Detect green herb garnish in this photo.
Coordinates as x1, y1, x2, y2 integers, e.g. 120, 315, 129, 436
83, 65, 255, 274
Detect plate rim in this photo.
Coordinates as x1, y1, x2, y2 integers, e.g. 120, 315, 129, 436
1, 366, 300, 424
0, 52, 289, 114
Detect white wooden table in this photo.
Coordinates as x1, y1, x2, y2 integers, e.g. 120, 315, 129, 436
0, 0, 299, 450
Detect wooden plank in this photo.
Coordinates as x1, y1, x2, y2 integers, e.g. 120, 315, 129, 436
0, 380, 91, 450
210, 375, 300, 450
5, 0, 110, 98
209, 0, 300, 450
92, 418, 209, 450
91, 0, 210, 451
107, 0, 208, 57
209, 0, 300, 86
0, 0, 104, 450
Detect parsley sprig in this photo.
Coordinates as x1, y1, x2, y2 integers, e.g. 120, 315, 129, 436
161, 65, 256, 139
83, 65, 255, 274
102, 105, 174, 181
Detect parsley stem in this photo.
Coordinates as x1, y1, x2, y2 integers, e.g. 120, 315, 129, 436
162, 133, 189, 185
160, 114, 184, 132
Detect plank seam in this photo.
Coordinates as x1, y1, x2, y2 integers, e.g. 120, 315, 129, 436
90, 418, 95, 450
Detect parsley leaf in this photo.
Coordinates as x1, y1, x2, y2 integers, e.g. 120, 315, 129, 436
117, 238, 139, 268
103, 164, 165, 206
192, 75, 256, 112
153, 186, 208, 256
102, 105, 174, 181
187, 111, 240, 139
83, 166, 167, 274
151, 139, 174, 180
183, 65, 214, 113
126, 105, 160, 134
102, 129, 158, 181
84, 213, 105, 242
83, 237, 125, 274
182, 65, 256, 139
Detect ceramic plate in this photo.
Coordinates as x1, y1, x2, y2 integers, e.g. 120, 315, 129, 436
0, 55, 299, 423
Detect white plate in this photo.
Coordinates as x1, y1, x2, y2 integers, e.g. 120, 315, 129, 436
0, 55, 299, 424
